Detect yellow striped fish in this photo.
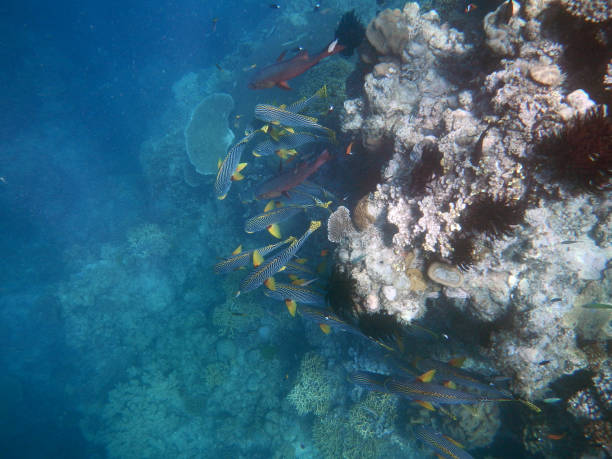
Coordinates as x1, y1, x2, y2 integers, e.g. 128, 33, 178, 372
287, 85, 327, 113
244, 204, 313, 238
264, 283, 326, 316
254, 104, 332, 135
415, 426, 474, 459
236, 220, 321, 296
214, 130, 261, 200
213, 239, 291, 274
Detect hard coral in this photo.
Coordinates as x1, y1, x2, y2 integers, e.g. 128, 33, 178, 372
534, 105, 612, 193
560, 0, 611, 23
459, 193, 526, 239
400, 141, 444, 197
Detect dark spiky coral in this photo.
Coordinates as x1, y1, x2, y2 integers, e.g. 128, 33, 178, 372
534, 105, 612, 193
326, 267, 358, 320
460, 194, 526, 239
335, 10, 366, 57
400, 142, 444, 197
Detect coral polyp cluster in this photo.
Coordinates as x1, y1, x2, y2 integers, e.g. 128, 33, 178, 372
534, 105, 612, 193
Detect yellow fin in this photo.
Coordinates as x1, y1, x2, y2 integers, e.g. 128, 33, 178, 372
231, 172, 244, 181
443, 380, 457, 390
232, 245, 242, 255
267, 224, 282, 239
217, 158, 223, 169
309, 220, 322, 231
316, 85, 327, 98
271, 120, 280, 126
264, 277, 276, 290
415, 400, 435, 411
252, 151, 262, 157
284, 127, 295, 134
417, 369, 436, 383
319, 324, 331, 334
285, 299, 297, 317
252, 250, 264, 267
295, 258, 308, 264
218, 194, 227, 200
261, 124, 269, 133
279, 104, 287, 109
264, 200, 276, 212
288, 274, 299, 281
448, 357, 466, 368
235, 162, 247, 172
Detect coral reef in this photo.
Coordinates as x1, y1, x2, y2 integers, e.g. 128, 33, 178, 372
184, 93, 235, 175
348, 392, 397, 439
444, 403, 502, 448
327, 205, 357, 243
336, 0, 612, 402
559, 0, 611, 23
287, 352, 335, 416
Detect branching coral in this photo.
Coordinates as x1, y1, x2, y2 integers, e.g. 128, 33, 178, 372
348, 393, 397, 439
287, 353, 334, 416
560, 0, 611, 23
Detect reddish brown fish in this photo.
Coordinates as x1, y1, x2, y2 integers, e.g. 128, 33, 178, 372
255, 149, 331, 199
249, 40, 345, 90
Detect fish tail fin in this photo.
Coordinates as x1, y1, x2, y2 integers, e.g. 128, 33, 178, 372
414, 400, 435, 411
232, 245, 242, 255
417, 369, 436, 383
319, 323, 331, 334
267, 224, 282, 239
316, 85, 328, 99
264, 277, 276, 290
252, 250, 264, 267
264, 200, 276, 212
309, 220, 322, 232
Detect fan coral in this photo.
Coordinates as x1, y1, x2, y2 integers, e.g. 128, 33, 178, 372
560, 0, 611, 23
459, 194, 526, 239
335, 10, 365, 57
328, 206, 357, 243
533, 105, 612, 193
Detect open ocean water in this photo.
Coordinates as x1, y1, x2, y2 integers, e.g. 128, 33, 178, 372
1, 0, 610, 458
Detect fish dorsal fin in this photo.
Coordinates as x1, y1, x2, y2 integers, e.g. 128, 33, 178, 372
316, 84, 327, 98
252, 250, 264, 267
417, 369, 436, 383
448, 357, 466, 367
235, 162, 248, 173
232, 245, 242, 255
264, 277, 276, 290
277, 81, 291, 90
319, 323, 331, 334
443, 435, 464, 449
261, 124, 270, 134
443, 380, 457, 390
285, 299, 297, 316
264, 200, 276, 212
414, 400, 435, 411
276, 50, 288, 62
267, 223, 282, 239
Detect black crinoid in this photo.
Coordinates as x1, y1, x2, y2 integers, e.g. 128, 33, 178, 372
400, 141, 444, 197
334, 10, 365, 57
533, 105, 611, 193
448, 235, 477, 272
326, 266, 358, 320
459, 193, 527, 240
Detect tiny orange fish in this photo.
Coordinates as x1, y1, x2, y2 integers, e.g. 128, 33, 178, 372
546, 433, 566, 441
465, 3, 477, 13
320, 249, 329, 257
345, 141, 354, 156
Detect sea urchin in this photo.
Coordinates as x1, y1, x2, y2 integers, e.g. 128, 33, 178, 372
534, 105, 611, 193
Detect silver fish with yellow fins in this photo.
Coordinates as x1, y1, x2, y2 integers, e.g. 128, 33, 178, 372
214, 239, 291, 274
264, 282, 326, 316
286, 85, 327, 113
236, 220, 321, 296
214, 129, 261, 200
415, 425, 474, 459
245, 200, 330, 238
255, 104, 333, 137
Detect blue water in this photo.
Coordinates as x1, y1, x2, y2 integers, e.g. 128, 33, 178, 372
2, 0, 608, 458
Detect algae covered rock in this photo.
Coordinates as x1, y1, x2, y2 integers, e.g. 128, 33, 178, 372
184, 93, 235, 175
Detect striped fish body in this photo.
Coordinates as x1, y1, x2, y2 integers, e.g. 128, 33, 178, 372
287, 85, 327, 113
350, 371, 392, 393
298, 306, 360, 334
255, 104, 330, 134
384, 379, 483, 405
237, 221, 321, 295
264, 283, 326, 306
283, 261, 315, 275
245, 206, 306, 234
214, 130, 260, 199
214, 239, 290, 274
416, 426, 474, 459
418, 359, 509, 399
